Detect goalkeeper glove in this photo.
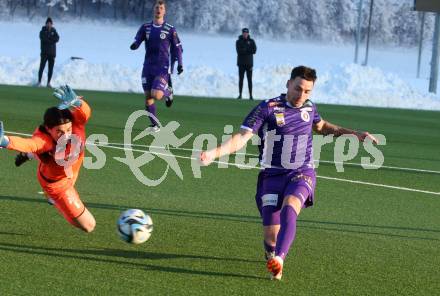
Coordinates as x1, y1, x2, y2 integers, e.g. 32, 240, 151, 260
53, 85, 82, 110
0, 121, 10, 148
15, 152, 31, 167
130, 42, 138, 50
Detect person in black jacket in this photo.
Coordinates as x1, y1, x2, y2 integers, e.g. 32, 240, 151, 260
236, 28, 257, 100
38, 18, 59, 88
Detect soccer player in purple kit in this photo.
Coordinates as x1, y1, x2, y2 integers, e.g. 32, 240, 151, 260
130, 0, 183, 132
200, 66, 378, 280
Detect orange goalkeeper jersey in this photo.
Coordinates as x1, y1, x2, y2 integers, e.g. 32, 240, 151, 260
7, 99, 91, 182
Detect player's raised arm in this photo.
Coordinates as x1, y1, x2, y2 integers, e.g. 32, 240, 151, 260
54, 85, 91, 124
313, 119, 378, 144
200, 129, 254, 166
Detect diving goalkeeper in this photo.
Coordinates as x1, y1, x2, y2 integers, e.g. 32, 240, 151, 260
0, 85, 96, 233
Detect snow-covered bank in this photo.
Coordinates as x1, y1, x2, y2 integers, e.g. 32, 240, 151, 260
1, 20, 440, 110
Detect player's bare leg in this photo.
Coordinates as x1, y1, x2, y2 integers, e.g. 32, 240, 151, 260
74, 208, 96, 233
49, 185, 96, 233
151, 89, 164, 101
282, 195, 302, 215
151, 82, 173, 108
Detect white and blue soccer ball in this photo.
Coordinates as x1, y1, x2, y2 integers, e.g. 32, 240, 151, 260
117, 209, 153, 244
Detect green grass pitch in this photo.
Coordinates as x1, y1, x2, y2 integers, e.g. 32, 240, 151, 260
0, 84, 439, 295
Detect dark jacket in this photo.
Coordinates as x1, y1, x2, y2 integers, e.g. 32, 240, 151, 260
40, 26, 59, 57
236, 35, 257, 67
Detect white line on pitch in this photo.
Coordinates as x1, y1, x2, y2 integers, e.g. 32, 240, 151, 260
103, 141, 440, 175
5, 130, 440, 195
97, 143, 440, 196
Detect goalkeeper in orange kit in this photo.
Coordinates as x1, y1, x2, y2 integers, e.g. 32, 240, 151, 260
0, 85, 96, 232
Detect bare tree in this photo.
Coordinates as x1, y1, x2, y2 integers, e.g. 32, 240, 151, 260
120, 0, 128, 20
113, 0, 118, 19
79, 0, 85, 18
9, 0, 20, 17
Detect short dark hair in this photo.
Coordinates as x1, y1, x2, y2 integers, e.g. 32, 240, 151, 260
290, 66, 317, 82
155, 0, 166, 6
45, 17, 53, 25
43, 107, 72, 128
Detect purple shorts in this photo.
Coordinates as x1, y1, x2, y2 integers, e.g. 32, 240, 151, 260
255, 169, 316, 226
142, 67, 169, 93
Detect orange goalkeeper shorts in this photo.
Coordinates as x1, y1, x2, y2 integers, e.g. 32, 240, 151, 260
37, 172, 85, 219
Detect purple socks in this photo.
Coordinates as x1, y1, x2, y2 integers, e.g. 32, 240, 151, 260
145, 103, 158, 126
275, 205, 298, 260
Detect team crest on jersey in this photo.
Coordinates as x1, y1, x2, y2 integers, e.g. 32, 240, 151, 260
301, 110, 310, 122
275, 113, 285, 126
160, 33, 166, 39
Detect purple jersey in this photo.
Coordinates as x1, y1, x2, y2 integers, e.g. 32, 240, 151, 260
241, 94, 321, 173
133, 21, 183, 75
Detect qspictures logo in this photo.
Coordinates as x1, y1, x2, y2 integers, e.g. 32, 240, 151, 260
54, 110, 386, 186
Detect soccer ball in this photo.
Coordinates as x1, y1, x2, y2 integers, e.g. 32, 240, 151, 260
117, 209, 153, 244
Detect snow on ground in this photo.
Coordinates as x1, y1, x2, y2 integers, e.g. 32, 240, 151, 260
1, 20, 440, 110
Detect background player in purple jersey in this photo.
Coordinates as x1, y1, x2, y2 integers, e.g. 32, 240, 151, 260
130, 0, 183, 132
200, 66, 378, 280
